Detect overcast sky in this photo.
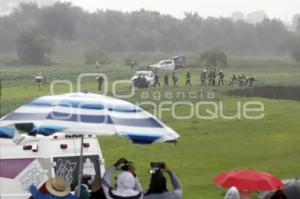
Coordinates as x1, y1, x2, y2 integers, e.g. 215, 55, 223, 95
1, 0, 300, 23
70, 0, 300, 22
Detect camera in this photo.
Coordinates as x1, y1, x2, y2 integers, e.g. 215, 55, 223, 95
117, 160, 133, 171
149, 162, 166, 174
150, 162, 165, 169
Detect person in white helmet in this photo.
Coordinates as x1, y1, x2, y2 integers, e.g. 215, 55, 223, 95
224, 187, 240, 199
102, 158, 143, 199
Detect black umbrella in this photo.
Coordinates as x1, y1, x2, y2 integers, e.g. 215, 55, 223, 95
282, 180, 300, 199
259, 179, 300, 199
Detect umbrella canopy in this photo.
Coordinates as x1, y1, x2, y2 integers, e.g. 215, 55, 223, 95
214, 170, 284, 192
0, 92, 179, 144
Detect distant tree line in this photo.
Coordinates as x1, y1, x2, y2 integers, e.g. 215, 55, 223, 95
0, 2, 300, 62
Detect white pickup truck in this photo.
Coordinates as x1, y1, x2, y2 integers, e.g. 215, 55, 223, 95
131, 71, 155, 87
149, 60, 175, 70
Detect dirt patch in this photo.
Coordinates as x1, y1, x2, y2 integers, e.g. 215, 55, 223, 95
227, 86, 300, 101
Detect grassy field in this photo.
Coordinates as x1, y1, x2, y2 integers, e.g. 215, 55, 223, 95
1, 54, 300, 198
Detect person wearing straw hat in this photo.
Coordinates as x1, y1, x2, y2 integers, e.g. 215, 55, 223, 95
29, 176, 78, 199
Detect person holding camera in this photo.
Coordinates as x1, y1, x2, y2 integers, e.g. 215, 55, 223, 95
102, 158, 143, 199
144, 163, 183, 199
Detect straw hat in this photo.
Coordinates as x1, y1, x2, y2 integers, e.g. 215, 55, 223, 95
45, 176, 71, 197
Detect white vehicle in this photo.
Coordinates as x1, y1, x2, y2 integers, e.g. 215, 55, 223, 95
0, 134, 105, 199
149, 60, 175, 70
131, 71, 155, 87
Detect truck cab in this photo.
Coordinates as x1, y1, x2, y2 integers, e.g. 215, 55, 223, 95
149, 60, 175, 70
131, 71, 155, 87
171, 55, 187, 69
149, 56, 186, 70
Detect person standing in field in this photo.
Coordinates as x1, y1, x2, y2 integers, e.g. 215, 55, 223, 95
186, 71, 191, 86
35, 73, 44, 89
96, 60, 101, 72
154, 74, 160, 87
208, 69, 216, 86
96, 75, 104, 91
172, 71, 178, 87
229, 74, 237, 86
218, 70, 225, 87
238, 73, 246, 87
200, 69, 207, 86
245, 76, 256, 87
164, 74, 169, 87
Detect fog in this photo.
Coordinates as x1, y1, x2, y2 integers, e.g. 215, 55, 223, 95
0, 1, 299, 60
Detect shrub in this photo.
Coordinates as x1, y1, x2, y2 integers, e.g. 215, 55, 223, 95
84, 49, 108, 65
16, 27, 53, 65
199, 49, 228, 67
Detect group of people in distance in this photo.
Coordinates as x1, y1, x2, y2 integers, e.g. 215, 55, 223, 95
152, 69, 224, 88
28, 158, 183, 199
153, 69, 256, 89
153, 71, 192, 88
200, 68, 225, 87
153, 68, 256, 89
200, 68, 256, 87
228, 73, 256, 87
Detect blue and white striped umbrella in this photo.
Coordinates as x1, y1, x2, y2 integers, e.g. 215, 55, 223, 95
0, 92, 179, 144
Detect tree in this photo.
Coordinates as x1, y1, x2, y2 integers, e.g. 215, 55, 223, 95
38, 2, 83, 41
292, 14, 300, 32
199, 49, 228, 67
291, 45, 300, 62
289, 36, 300, 63
16, 27, 53, 65
84, 49, 108, 65
0, 2, 293, 55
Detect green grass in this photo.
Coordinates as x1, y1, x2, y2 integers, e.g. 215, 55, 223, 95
99, 98, 300, 199
1, 54, 300, 198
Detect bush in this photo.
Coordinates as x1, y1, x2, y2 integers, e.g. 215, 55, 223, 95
84, 49, 109, 65
289, 36, 300, 63
199, 49, 228, 67
124, 58, 138, 68
291, 46, 300, 62
16, 27, 53, 65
